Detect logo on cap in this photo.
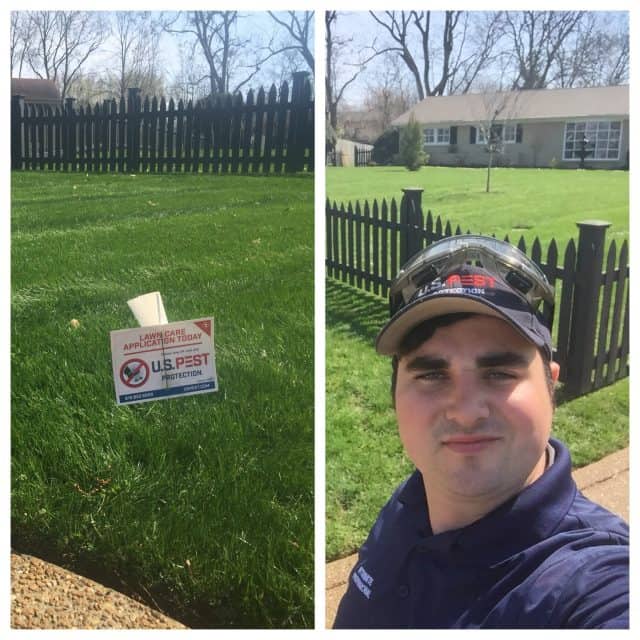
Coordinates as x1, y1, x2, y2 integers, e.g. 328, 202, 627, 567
413, 272, 499, 302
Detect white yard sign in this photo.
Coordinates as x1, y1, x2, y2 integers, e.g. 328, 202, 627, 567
110, 317, 218, 405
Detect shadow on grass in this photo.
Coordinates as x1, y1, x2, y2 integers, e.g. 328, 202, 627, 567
326, 278, 388, 344
554, 384, 571, 407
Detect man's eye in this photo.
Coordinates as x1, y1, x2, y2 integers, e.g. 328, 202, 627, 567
416, 371, 447, 381
485, 370, 517, 380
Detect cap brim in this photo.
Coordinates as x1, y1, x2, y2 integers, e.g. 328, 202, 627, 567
375, 294, 545, 356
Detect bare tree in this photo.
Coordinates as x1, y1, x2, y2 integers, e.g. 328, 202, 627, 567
167, 40, 212, 103
266, 11, 314, 73
164, 11, 310, 97
553, 13, 598, 88
363, 53, 416, 136
326, 11, 380, 129
501, 11, 585, 89
325, 12, 339, 128
163, 11, 246, 95
472, 87, 522, 192
555, 13, 628, 88
369, 11, 503, 100
11, 12, 34, 77
108, 12, 164, 100
603, 29, 630, 85
446, 12, 505, 94
25, 11, 107, 99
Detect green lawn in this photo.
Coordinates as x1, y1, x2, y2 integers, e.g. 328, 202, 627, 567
326, 165, 629, 561
327, 166, 629, 251
12, 171, 313, 628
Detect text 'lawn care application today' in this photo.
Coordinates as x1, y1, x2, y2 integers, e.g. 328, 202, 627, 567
110, 293, 218, 405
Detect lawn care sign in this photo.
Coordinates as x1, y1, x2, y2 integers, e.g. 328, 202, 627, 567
110, 318, 217, 405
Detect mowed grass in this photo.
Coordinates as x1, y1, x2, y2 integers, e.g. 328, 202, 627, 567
11, 171, 313, 628
326, 166, 629, 561
327, 166, 629, 251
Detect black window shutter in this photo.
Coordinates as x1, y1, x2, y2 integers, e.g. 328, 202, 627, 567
450, 126, 457, 144
516, 124, 523, 143
470, 126, 476, 144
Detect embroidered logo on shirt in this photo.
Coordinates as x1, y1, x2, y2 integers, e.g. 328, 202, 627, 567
352, 564, 374, 599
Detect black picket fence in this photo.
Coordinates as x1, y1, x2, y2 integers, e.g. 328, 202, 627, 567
354, 147, 373, 167
11, 72, 314, 175
326, 187, 629, 400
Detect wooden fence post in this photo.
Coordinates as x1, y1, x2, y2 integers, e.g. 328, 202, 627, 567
64, 97, 76, 171
126, 88, 141, 173
286, 71, 309, 173
399, 187, 424, 266
564, 220, 611, 397
11, 95, 24, 170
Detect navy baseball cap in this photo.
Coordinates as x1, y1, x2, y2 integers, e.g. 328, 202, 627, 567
375, 264, 553, 359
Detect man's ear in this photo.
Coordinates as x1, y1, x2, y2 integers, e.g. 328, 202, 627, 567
550, 361, 560, 384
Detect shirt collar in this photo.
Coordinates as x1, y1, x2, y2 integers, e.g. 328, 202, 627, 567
396, 439, 577, 565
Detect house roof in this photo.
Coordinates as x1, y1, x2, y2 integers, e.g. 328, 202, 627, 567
392, 85, 629, 127
11, 78, 61, 104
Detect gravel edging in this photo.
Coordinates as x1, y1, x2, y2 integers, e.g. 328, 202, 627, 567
11, 551, 187, 629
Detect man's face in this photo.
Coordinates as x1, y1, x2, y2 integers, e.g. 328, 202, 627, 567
394, 315, 560, 504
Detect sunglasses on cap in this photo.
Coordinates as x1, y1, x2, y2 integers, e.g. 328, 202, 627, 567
389, 235, 555, 317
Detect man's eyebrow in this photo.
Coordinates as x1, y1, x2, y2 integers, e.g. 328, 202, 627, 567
404, 355, 449, 371
476, 351, 531, 368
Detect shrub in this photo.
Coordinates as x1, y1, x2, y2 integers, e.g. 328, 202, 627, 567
372, 128, 399, 164
399, 115, 427, 171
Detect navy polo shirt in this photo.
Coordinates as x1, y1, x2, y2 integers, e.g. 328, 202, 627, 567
333, 438, 628, 629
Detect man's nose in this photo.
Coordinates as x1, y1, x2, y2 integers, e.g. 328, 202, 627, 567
443, 376, 490, 428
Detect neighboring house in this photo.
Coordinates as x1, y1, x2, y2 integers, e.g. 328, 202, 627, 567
334, 138, 373, 167
392, 85, 629, 169
11, 78, 62, 108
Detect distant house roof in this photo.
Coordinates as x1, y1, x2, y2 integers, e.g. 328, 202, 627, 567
392, 85, 629, 127
11, 78, 61, 105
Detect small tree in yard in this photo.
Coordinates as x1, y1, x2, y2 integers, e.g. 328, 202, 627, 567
400, 115, 427, 171
475, 88, 522, 193
483, 128, 502, 193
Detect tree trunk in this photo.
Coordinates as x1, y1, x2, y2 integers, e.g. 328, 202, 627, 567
486, 150, 493, 193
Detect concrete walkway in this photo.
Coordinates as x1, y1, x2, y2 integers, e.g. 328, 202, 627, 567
325, 447, 629, 628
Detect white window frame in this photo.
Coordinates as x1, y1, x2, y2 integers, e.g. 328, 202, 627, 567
424, 126, 450, 146
563, 120, 623, 162
502, 124, 517, 143
476, 123, 517, 145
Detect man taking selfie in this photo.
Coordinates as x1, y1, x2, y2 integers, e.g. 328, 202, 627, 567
333, 236, 628, 629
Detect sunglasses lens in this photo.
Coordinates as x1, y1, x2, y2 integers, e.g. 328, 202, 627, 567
505, 270, 534, 297
413, 264, 439, 289
390, 236, 554, 319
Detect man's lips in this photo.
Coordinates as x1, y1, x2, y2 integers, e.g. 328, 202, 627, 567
442, 436, 501, 454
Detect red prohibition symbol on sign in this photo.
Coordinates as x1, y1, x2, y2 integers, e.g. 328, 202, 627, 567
120, 358, 150, 388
